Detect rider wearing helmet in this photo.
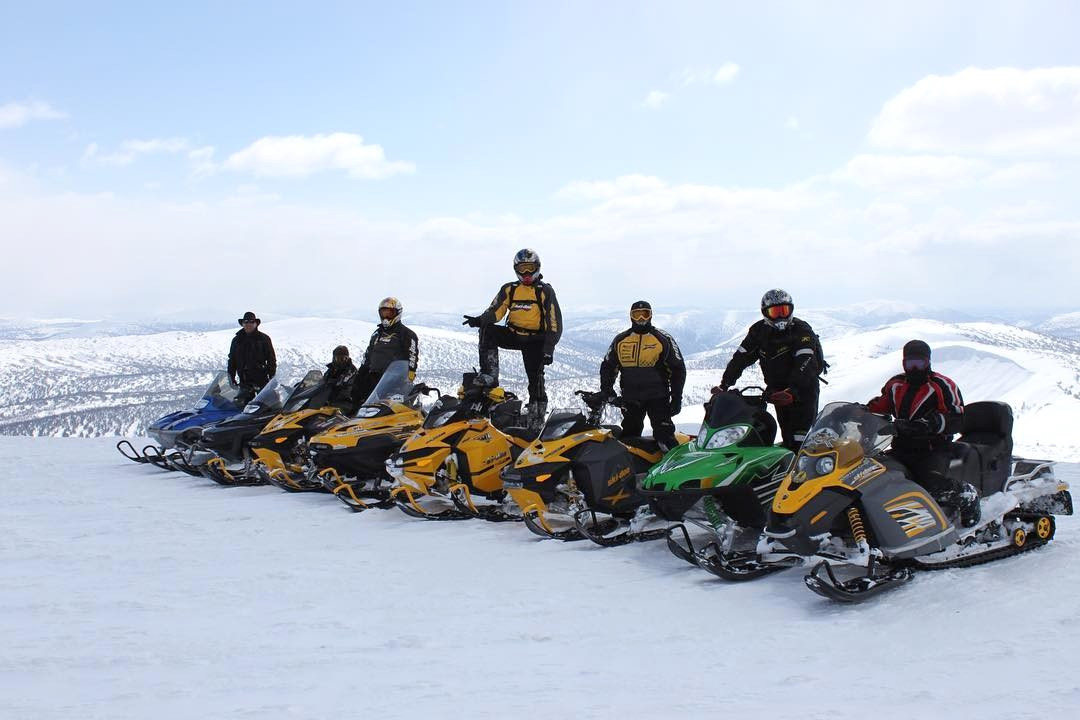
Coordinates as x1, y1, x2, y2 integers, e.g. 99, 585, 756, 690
867, 339, 980, 528
715, 289, 824, 450
351, 297, 419, 405
463, 249, 563, 429
599, 300, 686, 451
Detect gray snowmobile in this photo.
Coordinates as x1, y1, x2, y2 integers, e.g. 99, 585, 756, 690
696, 400, 1073, 602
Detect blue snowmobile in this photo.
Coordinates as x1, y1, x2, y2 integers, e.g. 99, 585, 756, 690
116, 371, 242, 472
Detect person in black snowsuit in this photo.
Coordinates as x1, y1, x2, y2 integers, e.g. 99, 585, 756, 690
867, 339, 980, 528
324, 345, 358, 412
600, 301, 686, 451
462, 248, 563, 430
716, 290, 823, 451
228, 311, 277, 405
351, 297, 419, 405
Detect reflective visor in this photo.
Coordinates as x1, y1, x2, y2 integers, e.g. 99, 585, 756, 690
514, 262, 539, 275
630, 309, 652, 322
378, 307, 397, 317
903, 356, 930, 372
764, 304, 793, 320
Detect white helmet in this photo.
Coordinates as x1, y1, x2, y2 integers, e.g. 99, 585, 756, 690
378, 297, 403, 327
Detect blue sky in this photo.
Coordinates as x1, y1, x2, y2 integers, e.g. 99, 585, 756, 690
2, 1, 1080, 319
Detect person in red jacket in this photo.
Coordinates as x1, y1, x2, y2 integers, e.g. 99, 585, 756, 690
867, 339, 980, 528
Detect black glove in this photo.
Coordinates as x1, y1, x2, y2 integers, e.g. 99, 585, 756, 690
670, 397, 682, 415
542, 352, 554, 365
462, 315, 482, 328
920, 411, 944, 433
894, 418, 930, 436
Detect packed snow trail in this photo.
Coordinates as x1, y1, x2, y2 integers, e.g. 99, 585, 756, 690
1, 437, 1077, 719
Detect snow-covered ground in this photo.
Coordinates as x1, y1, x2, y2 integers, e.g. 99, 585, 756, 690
2, 436, 1078, 719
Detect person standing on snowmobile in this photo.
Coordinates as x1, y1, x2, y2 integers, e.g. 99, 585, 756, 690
324, 345, 358, 412
866, 339, 980, 528
599, 301, 686, 451
228, 311, 277, 405
351, 297, 419, 405
462, 248, 563, 430
715, 290, 823, 451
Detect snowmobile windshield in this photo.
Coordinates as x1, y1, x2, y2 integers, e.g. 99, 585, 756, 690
282, 369, 328, 413
423, 396, 463, 429
245, 377, 289, 414
362, 360, 414, 406
800, 402, 893, 464
704, 392, 757, 429
540, 409, 587, 441
195, 371, 241, 410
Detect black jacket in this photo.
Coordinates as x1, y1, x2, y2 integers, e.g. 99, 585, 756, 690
600, 325, 686, 403
228, 328, 277, 387
324, 359, 358, 408
358, 322, 419, 378
720, 318, 821, 400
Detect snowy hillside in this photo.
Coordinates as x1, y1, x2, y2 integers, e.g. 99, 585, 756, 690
2, 310, 1080, 460
1, 436, 1077, 720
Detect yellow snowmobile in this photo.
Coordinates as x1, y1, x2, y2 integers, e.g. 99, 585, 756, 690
502, 391, 692, 544
386, 372, 538, 520
701, 401, 1073, 603
308, 360, 439, 511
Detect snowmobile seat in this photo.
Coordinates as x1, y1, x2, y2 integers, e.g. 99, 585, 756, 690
951, 401, 1014, 497
491, 399, 524, 430
621, 435, 662, 455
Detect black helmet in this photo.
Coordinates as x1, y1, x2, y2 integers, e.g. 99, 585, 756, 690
760, 289, 794, 331
513, 248, 541, 285
630, 300, 653, 327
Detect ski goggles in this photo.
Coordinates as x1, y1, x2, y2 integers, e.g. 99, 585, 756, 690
764, 304, 793, 320
630, 308, 653, 322
903, 356, 930, 372
378, 307, 398, 317
514, 262, 539, 275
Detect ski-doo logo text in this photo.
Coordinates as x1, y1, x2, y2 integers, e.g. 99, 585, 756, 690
510, 302, 533, 313
607, 466, 631, 487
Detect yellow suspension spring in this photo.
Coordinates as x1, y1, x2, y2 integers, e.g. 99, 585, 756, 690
847, 507, 867, 544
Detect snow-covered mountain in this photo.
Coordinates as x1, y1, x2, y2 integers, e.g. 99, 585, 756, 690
2, 310, 1079, 460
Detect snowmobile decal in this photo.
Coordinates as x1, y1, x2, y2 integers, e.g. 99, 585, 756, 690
884, 491, 945, 537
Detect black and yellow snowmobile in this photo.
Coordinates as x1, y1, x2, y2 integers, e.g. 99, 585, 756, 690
501, 391, 691, 544
306, 360, 439, 511
194, 370, 326, 486
386, 373, 538, 520
698, 401, 1073, 603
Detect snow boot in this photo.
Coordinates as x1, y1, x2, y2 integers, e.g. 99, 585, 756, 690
526, 401, 547, 432
958, 482, 981, 528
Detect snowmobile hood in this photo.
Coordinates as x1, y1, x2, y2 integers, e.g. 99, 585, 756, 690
641, 442, 790, 493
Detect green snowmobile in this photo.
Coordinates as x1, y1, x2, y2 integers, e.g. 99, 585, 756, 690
637, 387, 794, 567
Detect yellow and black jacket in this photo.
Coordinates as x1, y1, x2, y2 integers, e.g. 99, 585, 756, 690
478, 277, 563, 354
600, 325, 686, 403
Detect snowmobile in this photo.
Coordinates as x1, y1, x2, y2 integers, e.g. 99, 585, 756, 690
194, 371, 325, 486
242, 372, 357, 492
386, 373, 538, 520
501, 390, 692, 544
116, 371, 242, 471
638, 388, 794, 562
306, 360, 439, 510
700, 400, 1073, 603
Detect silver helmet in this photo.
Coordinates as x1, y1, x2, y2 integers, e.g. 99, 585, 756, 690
760, 289, 794, 331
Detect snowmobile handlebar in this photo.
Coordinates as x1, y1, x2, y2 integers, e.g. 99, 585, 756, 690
408, 383, 441, 399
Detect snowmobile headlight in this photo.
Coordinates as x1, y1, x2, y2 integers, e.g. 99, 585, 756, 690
704, 425, 749, 450
815, 455, 835, 475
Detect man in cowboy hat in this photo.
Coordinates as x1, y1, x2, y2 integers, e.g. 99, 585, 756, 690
228, 311, 277, 404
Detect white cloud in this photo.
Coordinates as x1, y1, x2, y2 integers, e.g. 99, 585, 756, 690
83, 137, 190, 166
834, 154, 991, 191
869, 66, 1080, 155
222, 132, 415, 179
785, 116, 800, 131
0, 100, 67, 129
643, 91, 668, 109
681, 63, 740, 87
